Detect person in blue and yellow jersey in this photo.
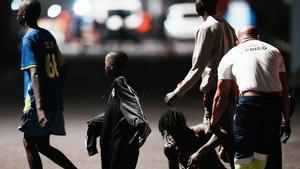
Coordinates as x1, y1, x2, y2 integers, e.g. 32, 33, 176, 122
17, 0, 77, 168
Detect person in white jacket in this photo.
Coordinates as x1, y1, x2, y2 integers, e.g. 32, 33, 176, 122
164, 0, 236, 123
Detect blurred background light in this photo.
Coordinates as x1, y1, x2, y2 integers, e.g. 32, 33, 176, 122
125, 14, 142, 29
100, 0, 142, 12
164, 3, 203, 40
225, 0, 256, 33
47, 4, 62, 18
73, 0, 92, 16
11, 0, 21, 10
105, 15, 124, 31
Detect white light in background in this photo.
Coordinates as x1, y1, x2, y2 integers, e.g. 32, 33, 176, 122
105, 15, 123, 31
125, 14, 142, 29
11, 0, 21, 10
225, 1, 256, 33
73, 0, 92, 16
47, 4, 62, 18
93, 0, 142, 23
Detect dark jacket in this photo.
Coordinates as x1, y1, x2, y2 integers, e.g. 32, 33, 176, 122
86, 76, 148, 169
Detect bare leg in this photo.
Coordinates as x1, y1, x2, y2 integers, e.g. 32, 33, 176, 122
36, 136, 77, 169
23, 136, 43, 169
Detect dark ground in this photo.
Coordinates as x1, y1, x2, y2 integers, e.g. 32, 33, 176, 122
0, 57, 299, 169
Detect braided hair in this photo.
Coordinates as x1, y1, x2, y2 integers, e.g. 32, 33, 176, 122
158, 109, 188, 139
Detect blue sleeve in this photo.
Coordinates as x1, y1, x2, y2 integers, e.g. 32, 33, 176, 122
21, 37, 37, 70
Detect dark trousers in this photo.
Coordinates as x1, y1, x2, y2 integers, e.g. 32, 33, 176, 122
23, 135, 77, 169
234, 96, 282, 160
265, 137, 282, 169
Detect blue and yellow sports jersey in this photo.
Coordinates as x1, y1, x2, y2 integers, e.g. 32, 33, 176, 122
21, 28, 65, 113
18, 28, 66, 136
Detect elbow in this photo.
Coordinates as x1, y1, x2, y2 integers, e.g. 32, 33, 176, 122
215, 94, 228, 105
30, 67, 40, 82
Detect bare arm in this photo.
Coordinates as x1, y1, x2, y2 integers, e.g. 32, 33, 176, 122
229, 80, 239, 102
211, 79, 232, 126
30, 67, 48, 127
279, 72, 292, 143
187, 123, 229, 169
194, 130, 227, 156
279, 72, 290, 122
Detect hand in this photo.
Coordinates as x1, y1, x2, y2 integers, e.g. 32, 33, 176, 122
187, 152, 202, 169
217, 146, 229, 163
164, 141, 179, 159
204, 122, 219, 135
37, 110, 49, 128
164, 91, 177, 106
138, 122, 151, 147
280, 120, 291, 143
39, 116, 49, 128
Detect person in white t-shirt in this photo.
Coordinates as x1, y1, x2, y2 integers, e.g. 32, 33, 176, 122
210, 25, 291, 169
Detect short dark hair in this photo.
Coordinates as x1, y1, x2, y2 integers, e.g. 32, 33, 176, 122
158, 109, 187, 139
107, 50, 128, 70
25, 0, 41, 23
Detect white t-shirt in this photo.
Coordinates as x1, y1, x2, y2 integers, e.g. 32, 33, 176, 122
218, 39, 286, 93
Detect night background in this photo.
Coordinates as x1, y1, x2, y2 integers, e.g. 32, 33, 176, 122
0, 0, 299, 168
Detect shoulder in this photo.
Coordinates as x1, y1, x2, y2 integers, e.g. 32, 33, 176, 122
198, 16, 228, 37
23, 28, 54, 44
112, 76, 128, 90
224, 45, 239, 58
250, 40, 281, 57
112, 76, 138, 97
217, 17, 234, 29
261, 41, 280, 53
22, 29, 39, 43
200, 24, 215, 34
113, 76, 126, 85
39, 28, 56, 41
219, 47, 238, 67
196, 25, 214, 40
202, 16, 224, 31
191, 123, 207, 134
